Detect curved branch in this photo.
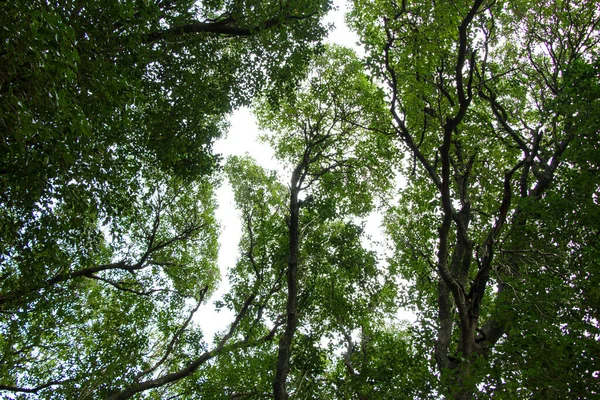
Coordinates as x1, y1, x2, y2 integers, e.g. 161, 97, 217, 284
107, 285, 270, 400
134, 286, 209, 383
0, 219, 207, 305
383, 21, 442, 190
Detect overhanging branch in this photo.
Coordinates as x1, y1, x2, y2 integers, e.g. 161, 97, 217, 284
145, 13, 317, 42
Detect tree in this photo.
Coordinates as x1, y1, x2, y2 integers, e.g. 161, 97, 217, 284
0, 0, 331, 397
198, 144, 398, 399
328, 322, 434, 399
350, 0, 600, 397
256, 45, 398, 399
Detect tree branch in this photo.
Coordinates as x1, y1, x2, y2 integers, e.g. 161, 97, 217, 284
145, 13, 317, 42
0, 378, 77, 394
108, 285, 265, 400
383, 21, 442, 190
134, 286, 209, 383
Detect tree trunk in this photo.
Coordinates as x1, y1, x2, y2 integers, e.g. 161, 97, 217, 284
273, 184, 301, 400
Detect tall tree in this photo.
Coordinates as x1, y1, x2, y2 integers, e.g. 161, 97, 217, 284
199, 146, 398, 399
256, 45, 397, 399
0, 0, 331, 397
350, 0, 600, 397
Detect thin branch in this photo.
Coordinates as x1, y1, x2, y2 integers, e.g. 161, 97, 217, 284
0, 216, 207, 305
469, 160, 524, 316
245, 212, 262, 280
85, 274, 165, 296
383, 21, 442, 190
107, 286, 264, 400
0, 377, 77, 394
478, 82, 530, 154
134, 286, 209, 382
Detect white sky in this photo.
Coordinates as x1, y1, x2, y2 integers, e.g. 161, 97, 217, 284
196, 1, 408, 343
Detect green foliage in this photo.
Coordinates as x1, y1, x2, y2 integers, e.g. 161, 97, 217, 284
223, 155, 289, 331
351, 0, 600, 397
2, 0, 599, 397
256, 45, 399, 218
329, 325, 435, 399
0, 173, 219, 398
0, 0, 330, 397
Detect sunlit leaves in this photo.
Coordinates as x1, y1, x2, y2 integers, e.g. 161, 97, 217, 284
257, 45, 398, 218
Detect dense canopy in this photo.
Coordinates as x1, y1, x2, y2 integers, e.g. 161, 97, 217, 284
1, 0, 599, 399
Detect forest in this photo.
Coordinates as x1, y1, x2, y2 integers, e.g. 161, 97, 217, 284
0, 0, 599, 398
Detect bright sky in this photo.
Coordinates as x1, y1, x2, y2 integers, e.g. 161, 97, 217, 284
197, 1, 401, 343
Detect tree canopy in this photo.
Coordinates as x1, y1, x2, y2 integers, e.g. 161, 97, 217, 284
349, 0, 600, 397
1, 0, 599, 398
1, 0, 331, 397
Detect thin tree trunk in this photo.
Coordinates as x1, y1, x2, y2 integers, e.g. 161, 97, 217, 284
273, 184, 301, 400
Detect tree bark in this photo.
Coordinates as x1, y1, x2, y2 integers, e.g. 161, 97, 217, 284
144, 13, 315, 42
273, 167, 303, 400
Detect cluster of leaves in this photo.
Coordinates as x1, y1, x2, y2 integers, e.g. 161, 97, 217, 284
0, 0, 331, 398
